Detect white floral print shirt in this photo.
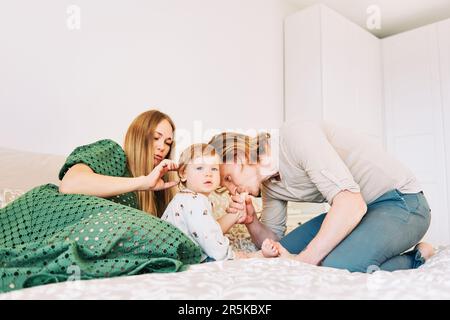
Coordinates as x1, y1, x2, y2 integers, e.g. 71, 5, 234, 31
161, 189, 235, 261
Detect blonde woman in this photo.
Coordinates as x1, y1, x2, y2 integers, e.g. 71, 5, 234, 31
209, 121, 435, 273
60, 109, 178, 217
0, 110, 202, 293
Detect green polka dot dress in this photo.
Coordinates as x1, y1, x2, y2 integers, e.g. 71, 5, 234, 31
0, 139, 202, 293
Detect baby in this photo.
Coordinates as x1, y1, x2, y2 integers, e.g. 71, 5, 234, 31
161, 143, 283, 261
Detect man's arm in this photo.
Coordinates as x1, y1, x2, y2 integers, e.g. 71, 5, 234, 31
246, 217, 279, 248
295, 190, 367, 264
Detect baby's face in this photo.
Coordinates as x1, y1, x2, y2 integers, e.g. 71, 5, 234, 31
184, 155, 221, 196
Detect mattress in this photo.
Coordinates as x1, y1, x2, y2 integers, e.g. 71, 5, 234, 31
2, 246, 449, 300
1, 147, 449, 300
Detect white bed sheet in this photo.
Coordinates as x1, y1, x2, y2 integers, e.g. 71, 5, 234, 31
1, 246, 450, 300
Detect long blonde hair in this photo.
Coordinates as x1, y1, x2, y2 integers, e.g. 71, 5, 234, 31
124, 110, 177, 217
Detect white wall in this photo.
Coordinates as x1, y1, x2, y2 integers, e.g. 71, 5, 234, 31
0, 0, 298, 156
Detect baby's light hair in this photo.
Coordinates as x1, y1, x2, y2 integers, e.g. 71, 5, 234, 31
177, 143, 220, 187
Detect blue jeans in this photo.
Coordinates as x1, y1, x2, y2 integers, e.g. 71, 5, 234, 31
279, 189, 431, 273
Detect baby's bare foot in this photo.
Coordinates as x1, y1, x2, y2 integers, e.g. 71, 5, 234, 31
261, 239, 295, 259
261, 239, 280, 258
415, 242, 435, 261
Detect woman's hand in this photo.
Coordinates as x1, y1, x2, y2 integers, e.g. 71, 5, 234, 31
138, 159, 179, 191
226, 187, 256, 225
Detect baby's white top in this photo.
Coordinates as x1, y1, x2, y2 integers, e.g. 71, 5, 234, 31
161, 189, 235, 261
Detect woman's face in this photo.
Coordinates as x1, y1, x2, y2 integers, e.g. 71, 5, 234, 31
219, 162, 261, 196
152, 119, 174, 166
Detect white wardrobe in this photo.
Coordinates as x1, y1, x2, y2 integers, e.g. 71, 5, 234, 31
382, 19, 450, 245
285, 5, 384, 146
285, 4, 450, 245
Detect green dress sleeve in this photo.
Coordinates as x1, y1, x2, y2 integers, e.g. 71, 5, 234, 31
59, 139, 129, 180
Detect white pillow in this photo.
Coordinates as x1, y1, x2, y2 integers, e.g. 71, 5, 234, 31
0, 146, 64, 191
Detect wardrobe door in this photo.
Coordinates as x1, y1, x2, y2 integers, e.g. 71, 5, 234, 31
284, 5, 383, 146
438, 19, 450, 245
320, 6, 383, 146
383, 25, 450, 245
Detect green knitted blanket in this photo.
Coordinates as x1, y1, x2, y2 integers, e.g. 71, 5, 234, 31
0, 140, 202, 293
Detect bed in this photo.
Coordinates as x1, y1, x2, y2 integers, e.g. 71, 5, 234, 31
1, 247, 449, 300
1, 146, 450, 300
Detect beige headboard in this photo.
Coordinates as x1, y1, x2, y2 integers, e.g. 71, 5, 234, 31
0, 147, 66, 192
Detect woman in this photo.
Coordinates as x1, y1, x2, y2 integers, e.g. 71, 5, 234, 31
0, 110, 202, 293
60, 109, 178, 216
209, 120, 434, 272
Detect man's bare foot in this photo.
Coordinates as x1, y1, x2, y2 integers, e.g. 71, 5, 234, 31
415, 242, 435, 261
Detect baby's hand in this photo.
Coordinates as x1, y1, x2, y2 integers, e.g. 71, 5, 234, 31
227, 188, 255, 225
235, 192, 252, 224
